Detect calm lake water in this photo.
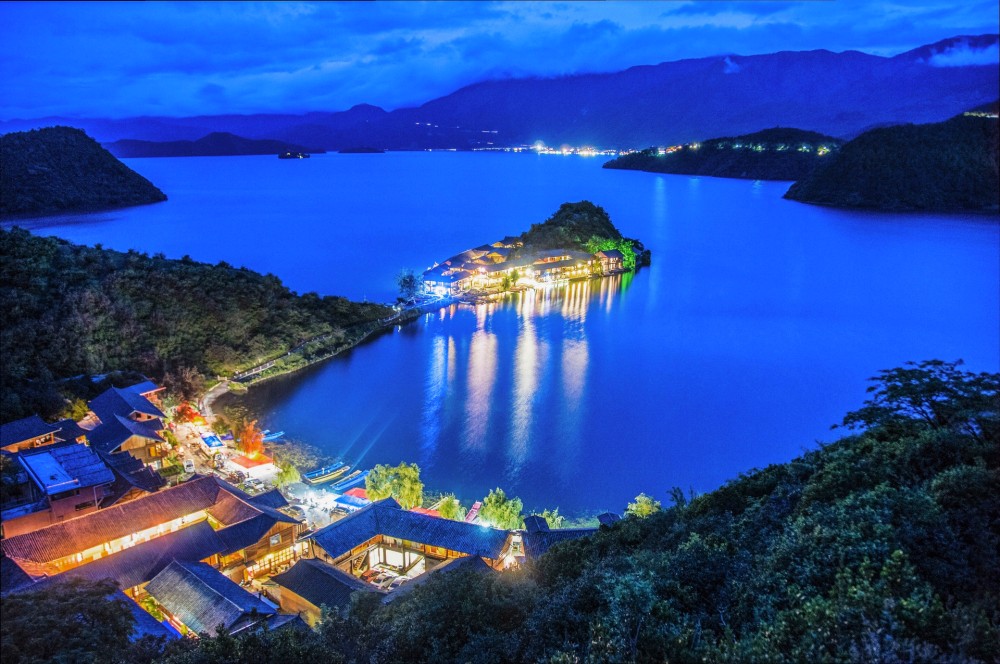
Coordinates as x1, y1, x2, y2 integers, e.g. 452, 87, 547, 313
11, 153, 999, 513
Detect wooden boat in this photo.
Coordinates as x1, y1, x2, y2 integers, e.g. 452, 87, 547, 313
330, 469, 368, 493
302, 462, 348, 485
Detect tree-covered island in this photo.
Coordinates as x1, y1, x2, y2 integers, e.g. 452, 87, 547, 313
421, 201, 650, 299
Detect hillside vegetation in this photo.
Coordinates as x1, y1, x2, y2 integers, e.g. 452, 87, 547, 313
518, 201, 651, 267
4, 361, 996, 663
604, 128, 843, 180
0, 126, 166, 217
785, 112, 1000, 211
0, 228, 390, 421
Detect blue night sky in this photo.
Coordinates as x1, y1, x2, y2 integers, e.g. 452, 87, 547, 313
1, 1, 997, 120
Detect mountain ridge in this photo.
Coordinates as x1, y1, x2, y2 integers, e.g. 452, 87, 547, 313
1, 35, 996, 150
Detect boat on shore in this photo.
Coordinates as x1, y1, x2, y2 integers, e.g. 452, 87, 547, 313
330, 469, 368, 492
302, 461, 349, 485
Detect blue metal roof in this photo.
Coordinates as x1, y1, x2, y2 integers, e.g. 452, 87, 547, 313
19, 443, 114, 496
310, 499, 511, 560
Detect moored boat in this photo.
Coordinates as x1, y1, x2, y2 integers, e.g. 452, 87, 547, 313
302, 461, 348, 484
329, 469, 368, 492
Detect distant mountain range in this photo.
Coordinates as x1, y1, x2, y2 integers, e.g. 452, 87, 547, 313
1, 35, 997, 150
604, 128, 843, 180
0, 126, 165, 218
106, 132, 321, 158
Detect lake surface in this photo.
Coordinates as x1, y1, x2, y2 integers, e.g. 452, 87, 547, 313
11, 153, 999, 513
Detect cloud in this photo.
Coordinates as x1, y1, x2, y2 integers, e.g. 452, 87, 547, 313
928, 42, 1000, 66
0, 1, 998, 119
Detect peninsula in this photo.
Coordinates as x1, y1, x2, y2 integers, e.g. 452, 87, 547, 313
421, 201, 650, 298
785, 104, 1000, 211
602, 128, 843, 181
105, 131, 323, 158
0, 126, 166, 218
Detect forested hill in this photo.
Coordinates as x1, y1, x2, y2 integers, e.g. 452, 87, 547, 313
603, 128, 842, 180
106, 132, 321, 158
4, 361, 997, 663
785, 110, 1000, 211
0, 228, 391, 421
0, 126, 166, 217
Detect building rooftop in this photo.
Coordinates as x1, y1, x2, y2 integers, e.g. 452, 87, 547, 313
271, 558, 379, 611
90, 386, 166, 421
0, 415, 59, 449
19, 444, 115, 496
309, 498, 511, 560
146, 560, 275, 636
521, 528, 597, 558
1, 475, 298, 568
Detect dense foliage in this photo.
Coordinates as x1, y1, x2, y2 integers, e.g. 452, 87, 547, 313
0, 228, 390, 421
518, 201, 650, 267
518, 201, 622, 251
0, 126, 166, 217
4, 361, 996, 663
365, 462, 424, 509
785, 111, 1000, 211
604, 128, 843, 181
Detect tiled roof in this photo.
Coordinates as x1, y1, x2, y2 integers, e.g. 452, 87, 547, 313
146, 561, 274, 636
124, 380, 162, 397
310, 499, 510, 560
118, 590, 180, 641
90, 386, 166, 421
61, 521, 225, 590
271, 558, 377, 611
98, 451, 165, 506
0, 476, 287, 565
52, 418, 90, 443
87, 414, 164, 454
248, 489, 289, 511
596, 512, 621, 526
521, 528, 596, 558
596, 249, 624, 260
216, 514, 283, 555
0, 415, 59, 448
0, 555, 35, 595
19, 444, 115, 496
522, 515, 549, 533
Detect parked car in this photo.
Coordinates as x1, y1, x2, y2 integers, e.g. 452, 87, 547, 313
183, 459, 196, 473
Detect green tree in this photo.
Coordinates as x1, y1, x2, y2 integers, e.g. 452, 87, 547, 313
479, 487, 524, 529
625, 493, 661, 518
396, 268, 421, 300
0, 578, 136, 664
540, 508, 565, 529
839, 359, 999, 443
275, 460, 301, 487
365, 462, 424, 509
438, 494, 466, 521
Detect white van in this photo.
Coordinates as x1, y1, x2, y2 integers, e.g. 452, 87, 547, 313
183, 459, 196, 474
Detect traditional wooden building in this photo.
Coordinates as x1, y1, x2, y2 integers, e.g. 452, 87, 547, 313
595, 249, 624, 273
0, 475, 305, 586
307, 498, 514, 576
270, 558, 380, 626
0, 415, 61, 453
87, 386, 170, 469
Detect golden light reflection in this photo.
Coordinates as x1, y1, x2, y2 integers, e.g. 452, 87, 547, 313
463, 307, 497, 452
420, 335, 448, 462
509, 294, 543, 476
